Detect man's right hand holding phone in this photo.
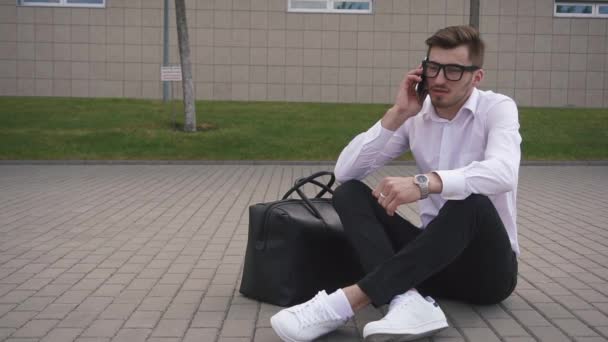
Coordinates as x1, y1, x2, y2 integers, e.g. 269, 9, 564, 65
381, 65, 426, 131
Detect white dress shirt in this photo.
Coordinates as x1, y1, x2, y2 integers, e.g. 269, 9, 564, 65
334, 88, 522, 255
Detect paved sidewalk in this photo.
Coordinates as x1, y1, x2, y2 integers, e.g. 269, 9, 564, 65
0, 164, 606, 342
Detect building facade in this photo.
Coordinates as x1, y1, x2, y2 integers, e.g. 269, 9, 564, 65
0, 0, 607, 107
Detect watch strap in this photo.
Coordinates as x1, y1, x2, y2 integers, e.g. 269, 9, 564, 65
414, 174, 430, 199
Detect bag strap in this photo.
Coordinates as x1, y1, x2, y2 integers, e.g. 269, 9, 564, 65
282, 171, 335, 200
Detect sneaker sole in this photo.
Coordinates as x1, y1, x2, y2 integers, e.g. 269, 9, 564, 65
364, 320, 448, 342
270, 315, 301, 342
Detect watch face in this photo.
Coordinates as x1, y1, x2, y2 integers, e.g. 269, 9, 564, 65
416, 175, 428, 183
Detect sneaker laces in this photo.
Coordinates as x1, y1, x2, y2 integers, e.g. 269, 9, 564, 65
292, 292, 346, 328
388, 291, 417, 312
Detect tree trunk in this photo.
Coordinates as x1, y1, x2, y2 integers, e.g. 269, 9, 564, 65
174, 0, 196, 132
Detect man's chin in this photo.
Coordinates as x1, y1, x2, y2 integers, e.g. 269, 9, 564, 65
431, 96, 448, 107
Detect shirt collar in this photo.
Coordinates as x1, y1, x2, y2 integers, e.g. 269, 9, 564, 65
421, 88, 480, 122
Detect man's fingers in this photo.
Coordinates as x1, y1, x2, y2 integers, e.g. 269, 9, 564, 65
406, 66, 423, 76
406, 74, 422, 85
386, 196, 400, 216
373, 178, 390, 199
372, 184, 382, 199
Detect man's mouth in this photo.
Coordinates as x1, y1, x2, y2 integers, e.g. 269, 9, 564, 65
430, 88, 449, 95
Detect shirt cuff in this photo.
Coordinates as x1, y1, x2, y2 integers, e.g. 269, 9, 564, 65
435, 169, 467, 200
362, 120, 395, 145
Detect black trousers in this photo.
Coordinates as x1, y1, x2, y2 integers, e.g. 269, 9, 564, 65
332, 180, 518, 306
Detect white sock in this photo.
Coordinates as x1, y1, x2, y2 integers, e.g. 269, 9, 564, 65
326, 289, 354, 319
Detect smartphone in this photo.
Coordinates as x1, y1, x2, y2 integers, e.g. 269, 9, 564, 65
415, 57, 428, 103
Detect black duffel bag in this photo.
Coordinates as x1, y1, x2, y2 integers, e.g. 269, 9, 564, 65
239, 171, 364, 307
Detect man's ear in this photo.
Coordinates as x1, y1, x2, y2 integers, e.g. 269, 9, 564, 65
472, 69, 484, 87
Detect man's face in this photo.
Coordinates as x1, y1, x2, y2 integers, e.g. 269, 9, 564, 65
425, 45, 483, 115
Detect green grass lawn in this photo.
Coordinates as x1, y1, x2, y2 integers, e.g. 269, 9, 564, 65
0, 97, 606, 161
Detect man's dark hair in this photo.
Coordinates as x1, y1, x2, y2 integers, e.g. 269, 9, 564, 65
425, 25, 485, 67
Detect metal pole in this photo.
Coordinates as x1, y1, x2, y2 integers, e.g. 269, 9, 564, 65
162, 0, 170, 102
469, 0, 480, 28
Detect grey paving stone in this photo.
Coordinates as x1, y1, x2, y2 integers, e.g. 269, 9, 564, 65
199, 296, 231, 311
124, 311, 162, 329
528, 325, 572, 341
1, 164, 607, 342
76, 297, 114, 313
0, 304, 16, 317
35, 284, 71, 297
252, 327, 282, 342
574, 309, 608, 327
574, 337, 608, 342
75, 337, 110, 342
81, 320, 123, 338
150, 319, 189, 337
0, 290, 36, 304
535, 302, 576, 319
173, 290, 204, 304
460, 327, 502, 342
54, 290, 92, 305
0, 311, 39, 328
137, 297, 172, 312
510, 309, 553, 327
58, 311, 99, 328
191, 311, 224, 328
99, 303, 137, 320
182, 327, 219, 342
14, 296, 55, 312
486, 318, 530, 337
161, 303, 198, 320
4, 338, 39, 342
552, 318, 601, 337
220, 319, 255, 338
226, 305, 258, 320
0, 328, 16, 340
40, 327, 83, 342
35, 303, 79, 320
110, 328, 150, 342
12, 319, 58, 337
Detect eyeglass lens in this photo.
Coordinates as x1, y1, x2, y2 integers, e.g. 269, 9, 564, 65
424, 62, 467, 81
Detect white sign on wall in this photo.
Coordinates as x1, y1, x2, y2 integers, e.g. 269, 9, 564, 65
161, 65, 182, 81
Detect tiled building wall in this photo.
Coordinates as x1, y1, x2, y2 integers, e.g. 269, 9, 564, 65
479, 0, 608, 107
0, 0, 468, 102
0, 0, 606, 107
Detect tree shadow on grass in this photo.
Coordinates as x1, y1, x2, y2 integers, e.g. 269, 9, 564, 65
167, 122, 218, 132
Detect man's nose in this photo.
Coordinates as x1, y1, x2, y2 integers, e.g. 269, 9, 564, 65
435, 69, 447, 83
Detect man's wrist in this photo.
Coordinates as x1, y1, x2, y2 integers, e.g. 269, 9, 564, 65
427, 172, 443, 194
381, 106, 414, 131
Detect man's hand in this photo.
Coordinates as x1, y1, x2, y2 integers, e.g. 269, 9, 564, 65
381, 66, 425, 131
372, 173, 443, 216
372, 176, 421, 216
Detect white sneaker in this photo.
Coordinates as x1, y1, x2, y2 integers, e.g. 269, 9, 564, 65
270, 290, 349, 342
363, 291, 448, 342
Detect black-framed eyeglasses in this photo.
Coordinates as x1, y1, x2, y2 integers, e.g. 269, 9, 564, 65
422, 60, 480, 81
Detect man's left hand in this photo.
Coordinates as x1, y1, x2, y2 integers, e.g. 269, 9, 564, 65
372, 176, 421, 216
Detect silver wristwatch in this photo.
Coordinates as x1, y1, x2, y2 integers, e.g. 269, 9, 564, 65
413, 174, 430, 199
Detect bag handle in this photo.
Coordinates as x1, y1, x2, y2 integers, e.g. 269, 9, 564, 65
294, 187, 322, 219
282, 171, 336, 200
255, 171, 335, 250
280, 171, 336, 220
